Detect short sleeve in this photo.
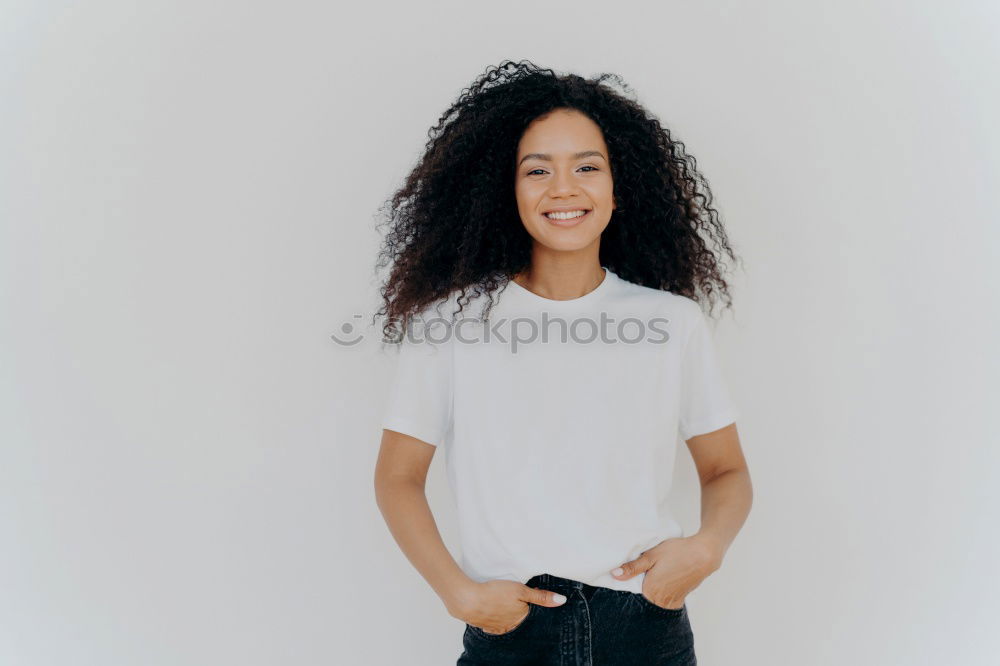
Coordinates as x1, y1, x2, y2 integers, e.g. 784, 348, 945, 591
381, 314, 454, 447
678, 307, 740, 441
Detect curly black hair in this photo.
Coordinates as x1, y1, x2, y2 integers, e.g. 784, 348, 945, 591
373, 60, 742, 341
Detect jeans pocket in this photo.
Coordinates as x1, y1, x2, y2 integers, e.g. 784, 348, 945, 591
466, 602, 537, 640
635, 592, 686, 616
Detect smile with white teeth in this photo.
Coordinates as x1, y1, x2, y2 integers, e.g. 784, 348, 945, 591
544, 210, 588, 220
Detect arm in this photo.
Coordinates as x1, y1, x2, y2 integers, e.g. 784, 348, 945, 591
687, 422, 753, 566
373, 428, 475, 618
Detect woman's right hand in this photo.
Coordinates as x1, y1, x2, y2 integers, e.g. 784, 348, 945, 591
453, 579, 567, 634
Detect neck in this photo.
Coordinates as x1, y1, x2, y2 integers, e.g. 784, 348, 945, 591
512, 248, 606, 301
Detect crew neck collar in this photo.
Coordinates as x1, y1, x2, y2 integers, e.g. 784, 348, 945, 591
505, 267, 617, 306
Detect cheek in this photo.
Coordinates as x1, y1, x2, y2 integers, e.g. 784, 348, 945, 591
592, 177, 615, 198
515, 182, 541, 209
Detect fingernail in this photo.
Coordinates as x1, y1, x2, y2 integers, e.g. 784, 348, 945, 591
612, 567, 624, 576
553, 593, 566, 604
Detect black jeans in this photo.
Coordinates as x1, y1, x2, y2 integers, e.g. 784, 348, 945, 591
457, 573, 696, 665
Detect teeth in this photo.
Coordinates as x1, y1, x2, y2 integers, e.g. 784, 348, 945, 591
545, 210, 587, 220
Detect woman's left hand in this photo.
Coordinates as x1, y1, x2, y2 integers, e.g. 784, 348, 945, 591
610, 534, 724, 610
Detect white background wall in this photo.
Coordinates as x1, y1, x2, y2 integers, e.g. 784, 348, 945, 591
2, 1, 997, 664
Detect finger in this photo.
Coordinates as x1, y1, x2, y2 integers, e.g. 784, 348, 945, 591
610, 554, 651, 579
525, 588, 567, 607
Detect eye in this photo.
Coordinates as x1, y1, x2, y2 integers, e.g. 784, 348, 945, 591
525, 166, 598, 176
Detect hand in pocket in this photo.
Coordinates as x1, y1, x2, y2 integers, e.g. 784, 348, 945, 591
458, 579, 566, 635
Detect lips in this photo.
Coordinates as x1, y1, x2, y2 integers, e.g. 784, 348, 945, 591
543, 209, 591, 227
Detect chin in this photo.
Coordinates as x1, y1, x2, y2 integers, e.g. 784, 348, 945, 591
534, 229, 605, 252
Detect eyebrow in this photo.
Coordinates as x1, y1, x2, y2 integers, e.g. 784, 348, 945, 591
518, 150, 607, 166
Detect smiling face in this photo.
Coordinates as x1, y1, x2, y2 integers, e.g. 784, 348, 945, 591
514, 108, 616, 253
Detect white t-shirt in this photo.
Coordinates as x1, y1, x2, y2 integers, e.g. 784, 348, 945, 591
380, 267, 739, 594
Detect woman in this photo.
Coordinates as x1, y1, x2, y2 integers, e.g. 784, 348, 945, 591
373, 60, 752, 665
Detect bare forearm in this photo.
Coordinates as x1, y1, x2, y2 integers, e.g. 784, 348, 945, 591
693, 467, 753, 561
374, 478, 474, 616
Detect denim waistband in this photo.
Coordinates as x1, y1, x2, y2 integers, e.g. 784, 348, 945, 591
526, 572, 596, 593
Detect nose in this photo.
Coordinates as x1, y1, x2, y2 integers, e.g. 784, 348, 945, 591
548, 169, 579, 198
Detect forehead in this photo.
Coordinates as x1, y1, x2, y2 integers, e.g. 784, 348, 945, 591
517, 110, 607, 156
